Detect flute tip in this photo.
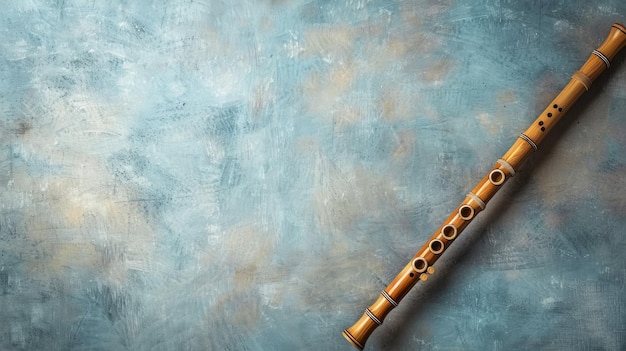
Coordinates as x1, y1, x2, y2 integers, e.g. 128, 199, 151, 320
343, 329, 365, 350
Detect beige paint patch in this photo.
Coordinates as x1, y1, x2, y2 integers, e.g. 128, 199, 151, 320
211, 292, 261, 329
381, 90, 442, 122
476, 112, 505, 135
24, 172, 137, 237
393, 130, 417, 160
381, 89, 417, 121
313, 152, 401, 238
233, 264, 258, 292
328, 63, 355, 94
52, 243, 99, 270
387, 0, 453, 59
16, 153, 155, 287
386, 32, 435, 57
301, 253, 387, 312
400, 0, 454, 25
498, 89, 518, 105
223, 223, 276, 267
61, 192, 126, 230
250, 77, 275, 123
303, 25, 354, 60
421, 59, 454, 83
232, 297, 261, 328
505, 269, 522, 281
302, 62, 356, 117
25, 243, 98, 285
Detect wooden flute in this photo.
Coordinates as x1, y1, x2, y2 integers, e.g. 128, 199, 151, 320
343, 23, 626, 350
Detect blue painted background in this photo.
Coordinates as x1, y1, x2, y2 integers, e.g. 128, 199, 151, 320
1, 1, 625, 350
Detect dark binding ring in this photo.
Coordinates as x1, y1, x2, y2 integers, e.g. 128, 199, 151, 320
381, 290, 398, 307
365, 308, 382, 325
592, 49, 610, 69
519, 133, 538, 151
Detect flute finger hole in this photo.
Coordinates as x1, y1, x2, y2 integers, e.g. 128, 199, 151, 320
441, 224, 457, 240
413, 257, 428, 273
429, 239, 444, 255
459, 205, 474, 220
489, 169, 506, 186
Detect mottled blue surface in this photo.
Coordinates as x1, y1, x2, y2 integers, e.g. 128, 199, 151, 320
1, 1, 625, 350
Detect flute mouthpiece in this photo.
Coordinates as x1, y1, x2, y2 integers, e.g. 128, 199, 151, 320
600, 23, 626, 60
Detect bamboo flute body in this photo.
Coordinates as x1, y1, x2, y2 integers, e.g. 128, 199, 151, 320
343, 23, 626, 350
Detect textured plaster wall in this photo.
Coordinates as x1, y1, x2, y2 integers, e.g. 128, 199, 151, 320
1, 1, 625, 350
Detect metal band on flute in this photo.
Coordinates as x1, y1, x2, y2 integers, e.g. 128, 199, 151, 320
381, 290, 398, 307
342, 23, 626, 350
364, 309, 382, 325
466, 192, 485, 210
593, 49, 611, 68
497, 158, 515, 176
519, 133, 538, 151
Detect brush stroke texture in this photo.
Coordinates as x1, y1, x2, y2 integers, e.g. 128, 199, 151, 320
1, 1, 625, 350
